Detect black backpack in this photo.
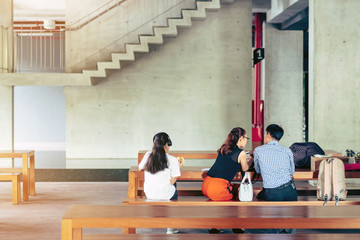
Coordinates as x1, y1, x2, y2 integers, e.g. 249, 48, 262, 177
289, 142, 325, 169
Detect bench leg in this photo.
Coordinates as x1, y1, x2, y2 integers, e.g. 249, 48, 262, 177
17, 174, 21, 203
12, 176, 20, 205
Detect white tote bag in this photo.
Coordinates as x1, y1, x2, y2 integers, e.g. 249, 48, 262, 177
239, 172, 253, 201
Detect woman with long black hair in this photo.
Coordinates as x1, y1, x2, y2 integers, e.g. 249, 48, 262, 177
139, 132, 181, 234
202, 127, 253, 201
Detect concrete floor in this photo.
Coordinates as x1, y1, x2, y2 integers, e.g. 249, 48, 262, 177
1, 181, 360, 239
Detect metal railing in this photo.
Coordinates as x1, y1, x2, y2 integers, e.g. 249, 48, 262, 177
13, 22, 66, 73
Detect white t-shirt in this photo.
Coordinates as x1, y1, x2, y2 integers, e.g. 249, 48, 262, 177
138, 151, 181, 200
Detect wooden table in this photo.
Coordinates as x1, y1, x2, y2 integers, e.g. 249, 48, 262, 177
0, 150, 35, 201
62, 205, 360, 239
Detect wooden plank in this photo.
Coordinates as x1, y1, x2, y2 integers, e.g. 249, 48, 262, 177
62, 204, 360, 240
123, 198, 360, 206
311, 156, 350, 172
131, 166, 317, 181
0, 150, 34, 158
83, 234, 360, 240
138, 150, 218, 164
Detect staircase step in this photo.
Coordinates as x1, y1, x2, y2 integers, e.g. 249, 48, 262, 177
139, 35, 164, 45
111, 52, 135, 62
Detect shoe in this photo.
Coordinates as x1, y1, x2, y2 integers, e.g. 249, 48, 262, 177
208, 228, 222, 234
232, 228, 245, 234
166, 228, 179, 234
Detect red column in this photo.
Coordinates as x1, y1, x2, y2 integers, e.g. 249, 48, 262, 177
252, 13, 264, 150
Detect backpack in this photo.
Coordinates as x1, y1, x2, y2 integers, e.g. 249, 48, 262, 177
317, 158, 347, 206
289, 142, 325, 169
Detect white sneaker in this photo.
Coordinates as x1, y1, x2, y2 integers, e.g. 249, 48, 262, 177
166, 228, 179, 234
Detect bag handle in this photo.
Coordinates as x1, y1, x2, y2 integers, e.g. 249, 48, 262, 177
241, 172, 251, 184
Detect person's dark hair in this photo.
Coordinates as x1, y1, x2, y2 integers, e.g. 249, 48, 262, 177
218, 127, 246, 155
144, 132, 172, 174
266, 124, 284, 141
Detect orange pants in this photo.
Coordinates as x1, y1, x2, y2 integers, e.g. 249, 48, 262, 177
202, 176, 233, 201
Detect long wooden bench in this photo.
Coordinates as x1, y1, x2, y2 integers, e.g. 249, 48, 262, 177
128, 166, 323, 199
0, 173, 21, 204
83, 234, 360, 240
122, 197, 360, 206
62, 204, 360, 239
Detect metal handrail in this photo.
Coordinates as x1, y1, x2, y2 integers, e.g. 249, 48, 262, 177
65, 0, 127, 31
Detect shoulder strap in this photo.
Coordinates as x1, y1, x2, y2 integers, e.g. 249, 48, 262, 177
332, 158, 339, 205
323, 159, 331, 205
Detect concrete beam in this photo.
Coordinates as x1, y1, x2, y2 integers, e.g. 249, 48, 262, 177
267, 0, 308, 24
0, 73, 90, 86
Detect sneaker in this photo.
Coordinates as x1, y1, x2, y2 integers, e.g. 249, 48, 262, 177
166, 228, 179, 234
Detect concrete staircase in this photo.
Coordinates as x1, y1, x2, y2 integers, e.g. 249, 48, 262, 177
0, 0, 221, 86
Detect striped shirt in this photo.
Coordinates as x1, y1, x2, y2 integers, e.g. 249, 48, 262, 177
254, 140, 295, 188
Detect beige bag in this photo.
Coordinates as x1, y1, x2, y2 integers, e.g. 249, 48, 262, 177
317, 158, 347, 206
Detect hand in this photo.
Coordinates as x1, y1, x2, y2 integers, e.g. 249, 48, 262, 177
177, 157, 185, 168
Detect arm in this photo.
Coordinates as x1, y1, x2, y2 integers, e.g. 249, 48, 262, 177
254, 149, 261, 174
238, 151, 252, 172
170, 177, 177, 185
169, 155, 181, 185
289, 150, 295, 175
138, 152, 150, 170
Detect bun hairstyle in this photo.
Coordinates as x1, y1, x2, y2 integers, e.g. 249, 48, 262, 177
145, 132, 172, 174
218, 127, 246, 155
152, 132, 172, 147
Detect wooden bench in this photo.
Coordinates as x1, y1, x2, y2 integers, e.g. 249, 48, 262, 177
128, 166, 320, 200
62, 204, 360, 239
0, 173, 21, 204
122, 197, 360, 206
82, 233, 360, 240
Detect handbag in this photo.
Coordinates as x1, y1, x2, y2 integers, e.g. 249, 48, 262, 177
238, 172, 253, 201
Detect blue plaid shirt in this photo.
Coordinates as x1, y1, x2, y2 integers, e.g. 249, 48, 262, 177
254, 140, 295, 188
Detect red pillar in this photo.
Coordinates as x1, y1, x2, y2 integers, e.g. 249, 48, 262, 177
252, 13, 264, 150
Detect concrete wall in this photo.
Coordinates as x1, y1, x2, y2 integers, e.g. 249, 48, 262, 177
263, 23, 303, 147
309, 0, 360, 152
65, 0, 197, 72
65, 0, 253, 168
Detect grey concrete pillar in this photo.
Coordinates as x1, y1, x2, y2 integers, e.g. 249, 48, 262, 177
0, 0, 14, 165
264, 23, 303, 147
0, 0, 13, 73
309, 0, 360, 152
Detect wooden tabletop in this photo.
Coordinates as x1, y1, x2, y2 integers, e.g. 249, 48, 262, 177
63, 205, 360, 229
0, 150, 34, 158
83, 234, 360, 240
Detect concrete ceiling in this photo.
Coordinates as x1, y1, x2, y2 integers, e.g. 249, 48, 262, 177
14, 0, 65, 21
